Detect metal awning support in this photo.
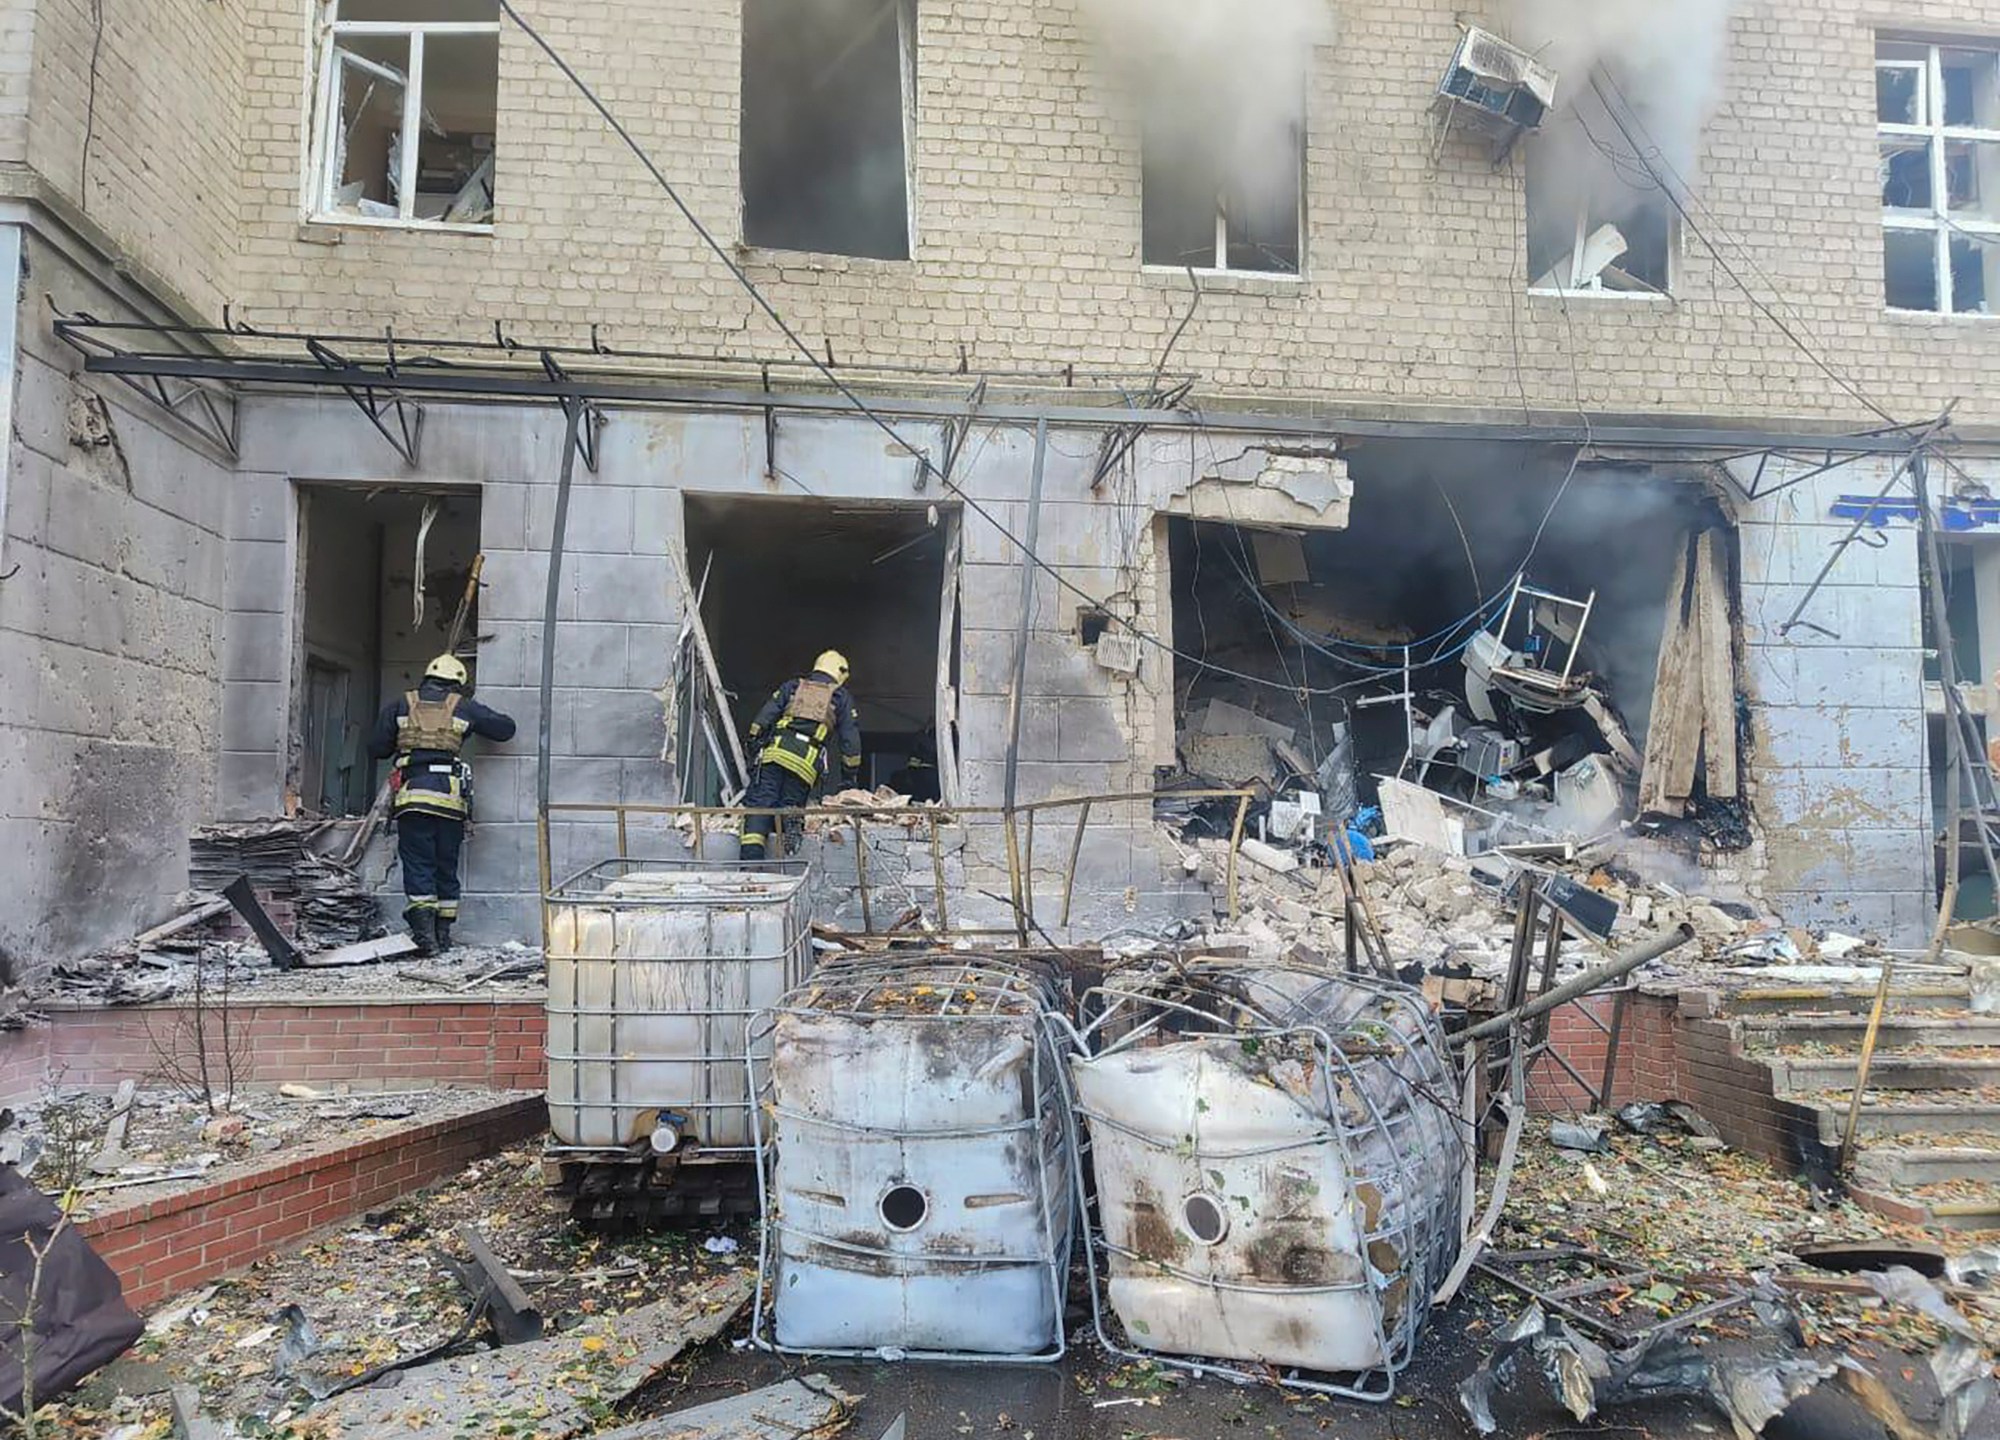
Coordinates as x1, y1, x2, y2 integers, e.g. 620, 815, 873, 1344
1088, 377, 1195, 493
931, 378, 986, 493
55, 312, 239, 457
534, 396, 589, 927
305, 336, 424, 466
540, 350, 601, 472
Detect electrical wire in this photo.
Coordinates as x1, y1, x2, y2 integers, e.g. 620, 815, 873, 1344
1585, 73, 1901, 426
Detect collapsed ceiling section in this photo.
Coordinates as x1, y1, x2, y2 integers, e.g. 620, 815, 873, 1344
1163, 440, 1741, 860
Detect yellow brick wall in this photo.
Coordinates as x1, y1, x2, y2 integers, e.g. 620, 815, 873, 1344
25, 0, 2000, 426
12, 0, 243, 317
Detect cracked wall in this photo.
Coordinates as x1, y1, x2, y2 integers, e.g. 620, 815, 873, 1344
0, 225, 234, 970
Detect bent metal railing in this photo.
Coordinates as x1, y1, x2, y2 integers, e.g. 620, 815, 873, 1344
536, 789, 1255, 945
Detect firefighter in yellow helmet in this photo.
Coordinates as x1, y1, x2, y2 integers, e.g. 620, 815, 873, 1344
368, 654, 517, 954
739, 650, 862, 861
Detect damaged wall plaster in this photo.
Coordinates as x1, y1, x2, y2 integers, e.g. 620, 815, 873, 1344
1162, 444, 1353, 529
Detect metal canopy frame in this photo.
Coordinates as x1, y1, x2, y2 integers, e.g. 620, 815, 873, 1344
50, 313, 1989, 458
58, 312, 240, 457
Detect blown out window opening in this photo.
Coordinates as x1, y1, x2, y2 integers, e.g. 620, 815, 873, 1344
309, 0, 500, 231
1141, 97, 1305, 277
1524, 89, 1675, 299
1878, 36, 2000, 315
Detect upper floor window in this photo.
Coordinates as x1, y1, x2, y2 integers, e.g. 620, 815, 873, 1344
309, 0, 499, 230
1525, 87, 1674, 296
1140, 107, 1303, 275
1879, 38, 2000, 314
741, 0, 914, 260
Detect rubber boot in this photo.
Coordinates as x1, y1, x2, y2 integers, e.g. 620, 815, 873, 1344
434, 917, 454, 952
405, 906, 437, 957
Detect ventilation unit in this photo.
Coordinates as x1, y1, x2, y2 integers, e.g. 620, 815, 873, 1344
1435, 27, 1557, 138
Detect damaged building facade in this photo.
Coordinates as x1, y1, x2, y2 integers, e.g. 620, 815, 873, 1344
2, 0, 2000, 965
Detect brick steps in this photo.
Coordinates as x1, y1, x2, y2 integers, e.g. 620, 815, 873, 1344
1858, 1145, 2000, 1186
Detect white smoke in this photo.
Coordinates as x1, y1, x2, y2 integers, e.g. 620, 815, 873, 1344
1077, 0, 1333, 229
1506, 0, 1734, 185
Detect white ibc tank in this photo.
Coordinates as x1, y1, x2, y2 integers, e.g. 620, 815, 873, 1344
752, 958, 1074, 1360
1072, 963, 1463, 1395
545, 863, 811, 1155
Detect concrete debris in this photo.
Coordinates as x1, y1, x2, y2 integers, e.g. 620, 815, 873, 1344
308, 1270, 754, 1439
1549, 1118, 1610, 1153
592, 1375, 857, 1440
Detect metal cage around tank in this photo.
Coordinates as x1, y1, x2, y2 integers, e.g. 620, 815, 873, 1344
543, 858, 813, 1167
1067, 959, 1469, 1402
747, 953, 1079, 1363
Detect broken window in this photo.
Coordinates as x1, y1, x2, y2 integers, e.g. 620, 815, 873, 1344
1140, 104, 1303, 275
740, 0, 914, 260
310, 0, 499, 228
1525, 95, 1674, 295
1878, 39, 2000, 314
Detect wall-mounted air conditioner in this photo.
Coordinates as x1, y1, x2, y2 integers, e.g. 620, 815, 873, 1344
1435, 26, 1557, 138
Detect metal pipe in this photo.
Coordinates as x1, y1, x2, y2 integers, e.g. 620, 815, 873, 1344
929, 814, 949, 931
1061, 799, 1094, 927
534, 402, 584, 943
1455, 924, 1696, 1047
1004, 418, 1049, 817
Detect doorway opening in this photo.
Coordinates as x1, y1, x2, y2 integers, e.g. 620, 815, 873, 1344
293, 484, 483, 817
680, 494, 959, 803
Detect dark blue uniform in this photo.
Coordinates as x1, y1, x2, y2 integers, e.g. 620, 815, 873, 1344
369, 677, 516, 941
739, 670, 861, 859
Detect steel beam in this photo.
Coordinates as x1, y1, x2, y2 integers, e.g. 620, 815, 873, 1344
60, 348, 1972, 455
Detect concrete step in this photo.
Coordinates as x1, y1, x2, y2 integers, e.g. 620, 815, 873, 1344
1720, 985, 1970, 1017
1741, 1014, 2000, 1051
1858, 1144, 2000, 1187
1774, 1055, 2000, 1096
1810, 1099, 2000, 1143
1849, 1178, 2000, 1231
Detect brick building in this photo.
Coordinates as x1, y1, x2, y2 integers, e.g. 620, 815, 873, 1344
2, 0, 1998, 965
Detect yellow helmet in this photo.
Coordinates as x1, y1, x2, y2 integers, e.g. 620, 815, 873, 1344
424, 654, 469, 687
814, 650, 851, 685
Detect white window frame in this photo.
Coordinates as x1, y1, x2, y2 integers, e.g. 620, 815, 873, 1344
1878, 38, 2000, 315
1526, 194, 1676, 300
307, 4, 500, 233
1140, 108, 1307, 281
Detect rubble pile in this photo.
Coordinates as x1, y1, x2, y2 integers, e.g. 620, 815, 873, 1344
190, 819, 382, 950
45, 941, 544, 1009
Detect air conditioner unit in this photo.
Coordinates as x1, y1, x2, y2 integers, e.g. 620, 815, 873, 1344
1436, 26, 1557, 137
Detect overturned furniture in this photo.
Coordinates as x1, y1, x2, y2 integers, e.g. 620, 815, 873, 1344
749, 955, 1076, 1361
1069, 961, 1466, 1400
544, 861, 812, 1226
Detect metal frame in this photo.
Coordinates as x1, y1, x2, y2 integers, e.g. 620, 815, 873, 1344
1065, 960, 1469, 1403
746, 954, 1078, 1364
50, 314, 1986, 455
543, 857, 812, 1165
536, 790, 1255, 947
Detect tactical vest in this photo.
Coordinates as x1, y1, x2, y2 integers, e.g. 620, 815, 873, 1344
399, 692, 466, 753
760, 679, 837, 784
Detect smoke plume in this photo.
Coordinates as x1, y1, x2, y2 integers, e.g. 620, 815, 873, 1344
1078, 0, 1332, 238
1505, 0, 1735, 285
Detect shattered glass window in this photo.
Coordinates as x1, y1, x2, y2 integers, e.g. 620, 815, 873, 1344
311, 1, 500, 228
1524, 103, 1674, 296
1877, 37, 2000, 312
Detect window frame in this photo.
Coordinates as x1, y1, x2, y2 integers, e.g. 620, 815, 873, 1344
306, 3, 501, 234
1139, 106, 1308, 281
1878, 38, 2000, 316
1523, 115, 1677, 301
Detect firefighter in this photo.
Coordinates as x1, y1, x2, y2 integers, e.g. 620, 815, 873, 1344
368, 654, 517, 954
891, 721, 942, 803
739, 650, 862, 861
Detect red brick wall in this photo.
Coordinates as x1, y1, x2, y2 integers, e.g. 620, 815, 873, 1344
1529, 992, 1682, 1113
82, 1094, 546, 1310
0, 1000, 547, 1101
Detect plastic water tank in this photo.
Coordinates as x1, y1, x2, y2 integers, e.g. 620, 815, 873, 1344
1071, 961, 1464, 1398
751, 955, 1075, 1360
545, 862, 811, 1156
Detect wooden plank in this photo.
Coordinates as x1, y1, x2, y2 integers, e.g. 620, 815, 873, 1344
1696, 529, 1739, 798
669, 549, 748, 790
302, 933, 420, 968
133, 897, 229, 949
1637, 535, 1701, 816
88, 1079, 138, 1176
